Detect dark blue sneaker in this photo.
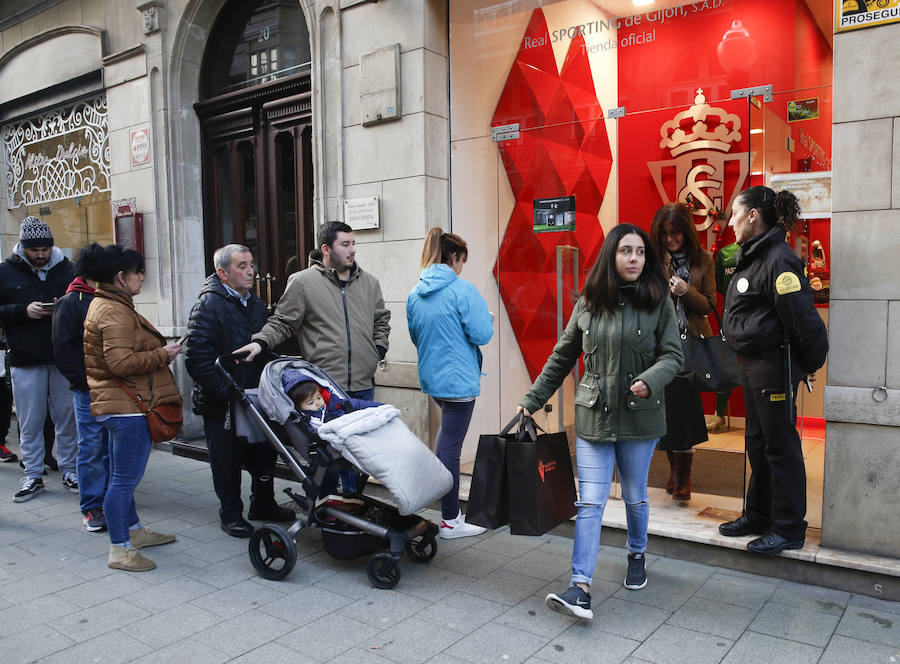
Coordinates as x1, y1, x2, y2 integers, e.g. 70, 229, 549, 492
624, 552, 647, 590
83, 508, 107, 533
545, 585, 593, 619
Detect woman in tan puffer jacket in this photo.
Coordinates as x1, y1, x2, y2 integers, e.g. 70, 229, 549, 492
83, 246, 182, 572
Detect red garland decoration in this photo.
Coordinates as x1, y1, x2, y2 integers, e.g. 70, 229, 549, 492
684, 193, 724, 221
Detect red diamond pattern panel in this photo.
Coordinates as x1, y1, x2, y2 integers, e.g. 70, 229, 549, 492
492, 8, 613, 380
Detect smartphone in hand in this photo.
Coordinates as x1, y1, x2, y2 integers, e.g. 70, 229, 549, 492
176, 333, 189, 346
40, 302, 55, 311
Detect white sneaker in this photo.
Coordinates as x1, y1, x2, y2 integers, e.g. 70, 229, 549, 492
440, 511, 486, 539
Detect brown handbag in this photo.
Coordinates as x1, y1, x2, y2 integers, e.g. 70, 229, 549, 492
113, 377, 183, 443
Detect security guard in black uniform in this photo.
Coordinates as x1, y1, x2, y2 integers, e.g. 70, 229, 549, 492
718, 186, 828, 556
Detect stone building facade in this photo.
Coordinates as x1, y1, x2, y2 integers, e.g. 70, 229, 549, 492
0, 0, 447, 445
823, 20, 900, 558
1, 0, 898, 559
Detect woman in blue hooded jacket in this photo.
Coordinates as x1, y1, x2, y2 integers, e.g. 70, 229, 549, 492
407, 227, 494, 539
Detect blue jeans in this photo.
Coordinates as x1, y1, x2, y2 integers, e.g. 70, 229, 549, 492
570, 436, 658, 587
102, 416, 152, 545
73, 390, 109, 514
433, 398, 476, 520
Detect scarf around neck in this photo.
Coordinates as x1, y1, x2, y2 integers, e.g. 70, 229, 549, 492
670, 249, 691, 335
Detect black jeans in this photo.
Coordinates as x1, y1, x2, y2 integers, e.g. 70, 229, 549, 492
433, 398, 476, 520
742, 374, 807, 541
0, 377, 11, 442
203, 415, 278, 523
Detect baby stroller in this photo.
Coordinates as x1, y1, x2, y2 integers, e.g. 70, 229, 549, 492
214, 353, 450, 589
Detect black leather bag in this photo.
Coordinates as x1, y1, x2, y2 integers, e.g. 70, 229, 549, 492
658, 372, 708, 450
681, 300, 741, 392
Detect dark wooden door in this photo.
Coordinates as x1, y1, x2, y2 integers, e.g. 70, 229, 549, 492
196, 72, 314, 313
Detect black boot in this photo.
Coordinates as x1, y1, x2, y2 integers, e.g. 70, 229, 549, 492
247, 472, 295, 522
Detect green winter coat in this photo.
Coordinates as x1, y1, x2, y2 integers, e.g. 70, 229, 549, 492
520, 286, 683, 442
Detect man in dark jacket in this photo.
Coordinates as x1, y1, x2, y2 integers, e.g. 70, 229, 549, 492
52, 243, 109, 531
0, 216, 77, 502
185, 244, 294, 538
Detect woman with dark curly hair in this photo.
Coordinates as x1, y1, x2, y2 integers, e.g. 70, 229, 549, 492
84, 245, 183, 571
718, 186, 828, 556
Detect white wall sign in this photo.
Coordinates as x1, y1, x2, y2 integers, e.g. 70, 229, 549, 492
343, 196, 380, 230
2, 97, 110, 209
768, 171, 832, 219
130, 127, 151, 166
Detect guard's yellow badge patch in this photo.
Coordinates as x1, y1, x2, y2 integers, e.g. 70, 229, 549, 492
775, 272, 801, 295
769, 393, 786, 402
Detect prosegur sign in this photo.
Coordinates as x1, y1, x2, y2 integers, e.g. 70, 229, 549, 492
835, 0, 900, 33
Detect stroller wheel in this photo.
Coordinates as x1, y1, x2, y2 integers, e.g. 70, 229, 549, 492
248, 525, 297, 580
404, 533, 437, 563
367, 552, 401, 589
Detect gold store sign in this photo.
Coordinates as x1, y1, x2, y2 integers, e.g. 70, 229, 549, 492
2, 97, 110, 209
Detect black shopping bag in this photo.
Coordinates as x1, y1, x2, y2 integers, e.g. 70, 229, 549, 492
659, 372, 708, 450
507, 420, 577, 536
466, 415, 530, 529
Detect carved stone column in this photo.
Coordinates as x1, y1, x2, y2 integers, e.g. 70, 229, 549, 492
136, 0, 166, 36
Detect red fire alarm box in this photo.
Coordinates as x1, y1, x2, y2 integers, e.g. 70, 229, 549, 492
113, 198, 144, 255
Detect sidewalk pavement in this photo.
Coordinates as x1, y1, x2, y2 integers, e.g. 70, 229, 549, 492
1, 447, 899, 664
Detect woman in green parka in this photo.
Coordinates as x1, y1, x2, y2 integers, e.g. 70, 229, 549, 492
518, 223, 682, 620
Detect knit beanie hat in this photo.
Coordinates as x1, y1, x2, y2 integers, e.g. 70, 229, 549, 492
19, 216, 54, 248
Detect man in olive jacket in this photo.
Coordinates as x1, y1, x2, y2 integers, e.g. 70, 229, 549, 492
237, 222, 391, 400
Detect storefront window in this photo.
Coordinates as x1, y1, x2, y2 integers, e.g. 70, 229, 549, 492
450, 0, 833, 530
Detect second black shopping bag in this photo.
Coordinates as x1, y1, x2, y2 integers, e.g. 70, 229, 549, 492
467, 413, 576, 536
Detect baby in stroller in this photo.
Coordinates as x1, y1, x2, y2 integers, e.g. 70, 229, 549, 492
281, 369, 380, 499
224, 355, 452, 588
282, 370, 381, 424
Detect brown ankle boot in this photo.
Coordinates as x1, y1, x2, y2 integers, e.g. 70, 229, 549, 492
665, 451, 676, 494
672, 452, 693, 501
